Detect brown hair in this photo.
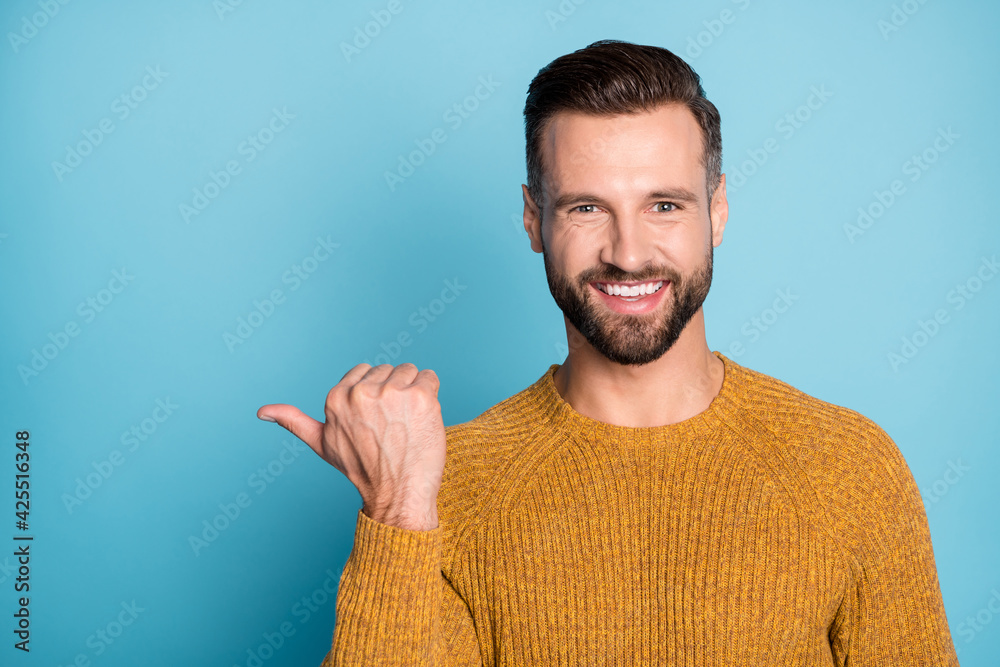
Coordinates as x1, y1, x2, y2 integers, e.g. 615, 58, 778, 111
523, 39, 722, 214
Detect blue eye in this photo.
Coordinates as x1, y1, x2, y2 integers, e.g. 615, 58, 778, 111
573, 205, 598, 213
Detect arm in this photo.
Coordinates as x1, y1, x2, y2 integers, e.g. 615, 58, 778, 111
318, 508, 483, 667
829, 427, 960, 666
256, 363, 480, 665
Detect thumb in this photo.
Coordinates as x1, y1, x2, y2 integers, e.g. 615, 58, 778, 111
257, 404, 324, 457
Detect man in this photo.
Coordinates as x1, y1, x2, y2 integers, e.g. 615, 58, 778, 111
258, 40, 959, 666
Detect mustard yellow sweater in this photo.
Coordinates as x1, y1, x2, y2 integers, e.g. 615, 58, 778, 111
320, 351, 959, 666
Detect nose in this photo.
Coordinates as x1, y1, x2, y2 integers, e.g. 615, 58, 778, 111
598, 213, 653, 276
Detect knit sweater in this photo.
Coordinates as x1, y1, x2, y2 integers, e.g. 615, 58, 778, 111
319, 350, 959, 666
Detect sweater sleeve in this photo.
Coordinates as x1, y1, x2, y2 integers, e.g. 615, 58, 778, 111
828, 426, 960, 666
318, 508, 483, 667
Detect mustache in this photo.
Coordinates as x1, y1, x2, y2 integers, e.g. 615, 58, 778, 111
579, 267, 680, 284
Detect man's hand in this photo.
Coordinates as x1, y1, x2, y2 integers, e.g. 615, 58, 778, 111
257, 363, 446, 531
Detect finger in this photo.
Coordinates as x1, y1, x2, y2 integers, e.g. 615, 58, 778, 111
412, 368, 441, 396
386, 362, 420, 387
256, 404, 324, 456
359, 363, 395, 384
338, 362, 375, 386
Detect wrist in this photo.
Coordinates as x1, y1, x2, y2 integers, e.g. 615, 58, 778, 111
362, 501, 439, 531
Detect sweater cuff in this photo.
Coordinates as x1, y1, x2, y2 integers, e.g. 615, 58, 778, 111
339, 509, 444, 623
351, 506, 444, 568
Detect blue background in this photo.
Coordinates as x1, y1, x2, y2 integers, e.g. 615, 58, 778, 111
1, 0, 998, 664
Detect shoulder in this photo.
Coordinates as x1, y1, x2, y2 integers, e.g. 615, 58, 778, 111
443, 366, 555, 450
436, 367, 556, 537
721, 356, 920, 547
723, 357, 906, 471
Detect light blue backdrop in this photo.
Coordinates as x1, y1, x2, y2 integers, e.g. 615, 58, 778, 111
1, 0, 997, 665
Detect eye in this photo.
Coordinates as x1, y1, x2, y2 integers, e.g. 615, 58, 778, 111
572, 204, 599, 214
655, 202, 678, 212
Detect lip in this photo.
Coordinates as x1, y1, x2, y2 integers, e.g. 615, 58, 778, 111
590, 280, 669, 315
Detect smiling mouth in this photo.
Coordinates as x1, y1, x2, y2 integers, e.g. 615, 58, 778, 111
592, 280, 666, 301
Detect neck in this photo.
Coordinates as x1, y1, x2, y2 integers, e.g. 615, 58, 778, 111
552, 309, 725, 428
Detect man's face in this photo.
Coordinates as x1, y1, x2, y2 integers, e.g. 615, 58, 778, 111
523, 103, 728, 366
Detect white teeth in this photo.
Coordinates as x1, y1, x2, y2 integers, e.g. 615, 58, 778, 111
598, 281, 663, 296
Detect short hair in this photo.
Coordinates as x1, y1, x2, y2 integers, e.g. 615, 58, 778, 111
523, 39, 722, 214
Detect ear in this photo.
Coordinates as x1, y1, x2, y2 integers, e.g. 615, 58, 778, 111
522, 184, 544, 254
709, 173, 728, 248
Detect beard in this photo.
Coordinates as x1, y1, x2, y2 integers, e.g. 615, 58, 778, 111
542, 237, 713, 366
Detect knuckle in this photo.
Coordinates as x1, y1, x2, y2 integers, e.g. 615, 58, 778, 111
345, 362, 372, 380
347, 380, 378, 403
325, 385, 344, 410
410, 386, 438, 409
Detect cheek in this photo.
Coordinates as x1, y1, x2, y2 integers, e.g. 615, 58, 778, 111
545, 229, 585, 269
551, 225, 607, 261
668, 222, 712, 259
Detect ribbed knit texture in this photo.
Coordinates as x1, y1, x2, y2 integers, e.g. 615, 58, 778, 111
320, 351, 959, 666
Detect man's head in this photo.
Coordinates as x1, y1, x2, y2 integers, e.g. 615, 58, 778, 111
524, 39, 722, 214
521, 40, 727, 366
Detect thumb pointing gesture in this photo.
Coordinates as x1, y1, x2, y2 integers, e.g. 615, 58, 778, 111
256, 404, 325, 459
255, 363, 446, 531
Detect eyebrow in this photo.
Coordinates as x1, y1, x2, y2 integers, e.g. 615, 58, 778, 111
551, 188, 701, 211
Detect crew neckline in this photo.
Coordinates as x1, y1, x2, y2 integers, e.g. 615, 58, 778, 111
531, 350, 738, 444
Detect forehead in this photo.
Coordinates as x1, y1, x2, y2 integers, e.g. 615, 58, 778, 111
539, 103, 706, 199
